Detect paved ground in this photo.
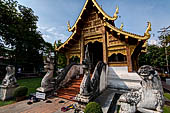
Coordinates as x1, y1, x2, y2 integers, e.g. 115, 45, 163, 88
0, 97, 76, 113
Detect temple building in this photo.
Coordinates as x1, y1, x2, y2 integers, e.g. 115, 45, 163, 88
55, 0, 151, 72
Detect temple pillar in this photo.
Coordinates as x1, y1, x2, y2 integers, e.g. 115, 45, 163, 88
126, 46, 133, 72
66, 54, 69, 65
102, 27, 108, 64
80, 34, 84, 64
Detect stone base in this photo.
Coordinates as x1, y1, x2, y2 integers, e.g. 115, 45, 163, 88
75, 94, 93, 103
36, 87, 54, 93
36, 87, 54, 99
0, 85, 18, 101
108, 67, 142, 91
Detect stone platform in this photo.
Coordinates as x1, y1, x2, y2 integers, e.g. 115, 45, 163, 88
107, 66, 142, 91
0, 85, 18, 101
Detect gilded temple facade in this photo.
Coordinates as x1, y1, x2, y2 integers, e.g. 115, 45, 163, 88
55, 0, 151, 72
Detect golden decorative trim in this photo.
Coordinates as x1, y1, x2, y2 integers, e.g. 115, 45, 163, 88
144, 22, 151, 38
85, 35, 102, 40
108, 50, 127, 57
108, 62, 127, 67
54, 41, 57, 51
56, 31, 76, 51
85, 38, 103, 45
113, 6, 119, 21
129, 45, 136, 55
108, 46, 126, 51
105, 22, 151, 40
120, 23, 124, 31
68, 0, 119, 32
67, 21, 71, 31
125, 36, 128, 39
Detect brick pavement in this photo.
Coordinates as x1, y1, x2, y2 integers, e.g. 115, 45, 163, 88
0, 97, 76, 113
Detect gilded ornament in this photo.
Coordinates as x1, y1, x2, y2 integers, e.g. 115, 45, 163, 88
113, 6, 119, 20
144, 22, 151, 38
67, 21, 71, 31
120, 23, 124, 31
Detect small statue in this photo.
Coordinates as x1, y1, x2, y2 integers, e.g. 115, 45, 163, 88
2, 65, 17, 87
119, 65, 164, 113
38, 53, 54, 92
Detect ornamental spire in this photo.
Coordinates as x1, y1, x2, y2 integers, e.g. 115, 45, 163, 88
113, 6, 119, 20
120, 23, 124, 31
67, 21, 71, 31
144, 22, 151, 38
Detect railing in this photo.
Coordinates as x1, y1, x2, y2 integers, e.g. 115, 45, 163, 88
76, 61, 108, 103
54, 63, 83, 90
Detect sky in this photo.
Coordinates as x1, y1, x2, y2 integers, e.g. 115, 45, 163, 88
17, 0, 170, 45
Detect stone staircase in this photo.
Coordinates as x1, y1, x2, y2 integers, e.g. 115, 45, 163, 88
107, 66, 142, 91
56, 75, 83, 101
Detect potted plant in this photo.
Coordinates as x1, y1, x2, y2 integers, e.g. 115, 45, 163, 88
13, 86, 28, 102
84, 102, 103, 113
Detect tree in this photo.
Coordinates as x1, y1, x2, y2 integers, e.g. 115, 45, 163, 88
54, 40, 66, 69
158, 26, 170, 74
139, 45, 166, 68
0, 0, 50, 73
138, 26, 170, 73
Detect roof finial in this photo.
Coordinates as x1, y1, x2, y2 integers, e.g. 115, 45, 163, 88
113, 6, 119, 20
144, 22, 151, 38
67, 21, 71, 31
120, 23, 124, 30
54, 41, 57, 51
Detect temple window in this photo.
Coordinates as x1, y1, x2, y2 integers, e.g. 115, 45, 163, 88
69, 56, 80, 64
108, 53, 127, 62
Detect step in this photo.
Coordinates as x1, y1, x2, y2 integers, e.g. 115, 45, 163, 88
61, 87, 80, 91
57, 91, 78, 96
57, 89, 79, 94
72, 79, 83, 82
68, 84, 81, 88
57, 94, 76, 101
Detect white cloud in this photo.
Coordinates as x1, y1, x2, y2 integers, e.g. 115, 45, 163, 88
46, 27, 56, 33
148, 39, 160, 45
38, 26, 68, 44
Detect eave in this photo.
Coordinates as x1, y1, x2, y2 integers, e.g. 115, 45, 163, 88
104, 22, 151, 40
56, 31, 77, 51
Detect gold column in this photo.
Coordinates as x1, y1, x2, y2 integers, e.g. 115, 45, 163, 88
102, 27, 108, 64
66, 53, 69, 65
126, 46, 133, 72
80, 34, 84, 64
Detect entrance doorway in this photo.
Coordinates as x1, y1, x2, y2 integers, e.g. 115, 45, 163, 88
85, 41, 103, 70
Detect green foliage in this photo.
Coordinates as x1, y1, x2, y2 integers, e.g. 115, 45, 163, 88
17, 77, 42, 96
0, 100, 15, 107
54, 40, 67, 69
84, 102, 103, 113
163, 105, 170, 113
0, 0, 52, 71
13, 86, 28, 97
57, 52, 67, 68
164, 93, 170, 100
138, 45, 169, 68
0, 77, 41, 107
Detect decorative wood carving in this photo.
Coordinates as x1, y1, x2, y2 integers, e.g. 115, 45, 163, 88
108, 49, 127, 57
84, 38, 103, 45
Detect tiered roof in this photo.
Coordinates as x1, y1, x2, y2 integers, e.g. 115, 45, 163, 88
56, 0, 151, 51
